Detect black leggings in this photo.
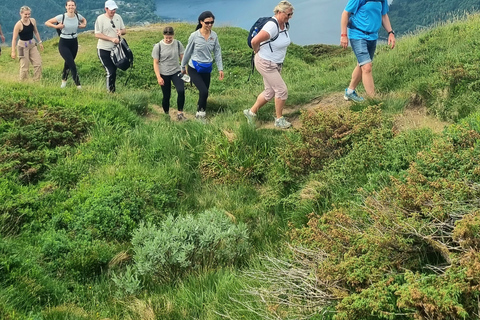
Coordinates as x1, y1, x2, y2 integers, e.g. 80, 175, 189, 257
59, 37, 80, 86
97, 48, 117, 93
160, 71, 185, 113
188, 65, 211, 112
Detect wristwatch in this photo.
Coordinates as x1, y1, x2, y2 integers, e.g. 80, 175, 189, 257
388, 30, 395, 35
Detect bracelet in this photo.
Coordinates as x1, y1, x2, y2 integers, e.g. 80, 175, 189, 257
38, 41, 42, 44
341, 33, 347, 37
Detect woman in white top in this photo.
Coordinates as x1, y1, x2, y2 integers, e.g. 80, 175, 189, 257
243, 0, 294, 129
152, 26, 187, 120
45, 0, 87, 89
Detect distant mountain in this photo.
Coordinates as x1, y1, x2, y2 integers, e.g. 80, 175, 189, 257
388, 0, 480, 35
0, 0, 159, 42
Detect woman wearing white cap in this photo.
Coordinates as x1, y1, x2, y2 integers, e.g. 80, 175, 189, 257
94, 0, 126, 93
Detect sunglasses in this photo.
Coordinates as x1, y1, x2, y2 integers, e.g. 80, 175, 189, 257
203, 21, 214, 25
163, 31, 174, 35
284, 12, 293, 17
110, 20, 116, 28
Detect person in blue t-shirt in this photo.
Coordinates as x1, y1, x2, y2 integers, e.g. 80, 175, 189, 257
340, 0, 395, 102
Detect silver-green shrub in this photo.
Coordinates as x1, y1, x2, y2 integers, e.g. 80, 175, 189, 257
131, 209, 249, 282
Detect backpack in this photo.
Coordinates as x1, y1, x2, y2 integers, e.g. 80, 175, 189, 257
56, 12, 80, 37
111, 37, 134, 71
247, 17, 289, 51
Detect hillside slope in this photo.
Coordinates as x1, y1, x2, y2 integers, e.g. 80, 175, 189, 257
1, 15, 480, 320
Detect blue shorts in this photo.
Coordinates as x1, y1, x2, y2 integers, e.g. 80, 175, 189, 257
350, 38, 377, 66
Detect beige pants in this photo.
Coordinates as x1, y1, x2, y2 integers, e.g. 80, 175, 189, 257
254, 54, 288, 101
17, 39, 42, 81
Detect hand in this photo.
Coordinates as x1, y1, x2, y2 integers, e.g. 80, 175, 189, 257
219, 70, 224, 81
158, 77, 164, 86
11, 51, 16, 59
57, 23, 64, 30
388, 33, 396, 49
38, 43, 44, 51
340, 35, 348, 49
112, 37, 119, 44
0, 35, 5, 43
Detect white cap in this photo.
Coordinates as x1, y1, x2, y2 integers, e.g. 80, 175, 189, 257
105, 0, 118, 10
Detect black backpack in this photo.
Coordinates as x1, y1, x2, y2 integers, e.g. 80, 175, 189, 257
56, 13, 80, 37
111, 37, 134, 71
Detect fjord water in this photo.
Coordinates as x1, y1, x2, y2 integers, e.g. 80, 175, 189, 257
155, 0, 348, 45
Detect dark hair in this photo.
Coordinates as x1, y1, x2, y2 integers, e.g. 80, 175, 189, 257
195, 11, 215, 30
65, 0, 76, 5
163, 26, 174, 35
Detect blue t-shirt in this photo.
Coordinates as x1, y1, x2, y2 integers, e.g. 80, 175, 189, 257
345, 0, 389, 40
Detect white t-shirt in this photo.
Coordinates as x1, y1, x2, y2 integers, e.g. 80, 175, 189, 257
95, 13, 125, 51
258, 17, 291, 64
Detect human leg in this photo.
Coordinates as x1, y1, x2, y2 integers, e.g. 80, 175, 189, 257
188, 66, 210, 112
98, 49, 117, 93
29, 44, 42, 81
160, 73, 172, 113
171, 71, 185, 112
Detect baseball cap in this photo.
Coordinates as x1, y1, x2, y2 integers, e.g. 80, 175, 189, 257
105, 0, 118, 10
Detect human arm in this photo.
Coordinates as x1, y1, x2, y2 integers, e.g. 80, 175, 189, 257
340, 10, 350, 49
45, 16, 62, 30
79, 16, 87, 29
11, 21, 20, 59
0, 24, 5, 43
180, 33, 195, 72
251, 29, 270, 54
213, 35, 224, 80
153, 58, 164, 85
31, 18, 43, 51
382, 14, 395, 49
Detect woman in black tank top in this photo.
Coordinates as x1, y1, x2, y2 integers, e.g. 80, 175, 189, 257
11, 6, 44, 81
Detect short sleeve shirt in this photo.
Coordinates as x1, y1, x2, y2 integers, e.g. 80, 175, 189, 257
95, 13, 125, 50
258, 17, 291, 64
151, 39, 185, 76
56, 13, 84, 39
346, 0, 389, 40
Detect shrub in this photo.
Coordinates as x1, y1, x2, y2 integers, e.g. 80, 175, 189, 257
131, 208, 250, 282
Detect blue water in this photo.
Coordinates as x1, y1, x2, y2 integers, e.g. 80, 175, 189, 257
155, 0, 348, 45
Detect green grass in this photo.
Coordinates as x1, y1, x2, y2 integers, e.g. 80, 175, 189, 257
2, 14, 480, 320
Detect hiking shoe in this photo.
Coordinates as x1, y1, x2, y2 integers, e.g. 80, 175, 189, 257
243, 109, 257, 124
195, 111, 207, 124
274, 117, 291, 129
60, 80, 67, 88
344, 89, 365, 102
177, 113, 188, 121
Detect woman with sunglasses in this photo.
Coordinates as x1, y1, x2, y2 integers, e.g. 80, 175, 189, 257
181, 11, 224, 122
152, 26, 187, 121
45, 0, 87, 89
94, 0, 126, 93
243, 0, 294, 129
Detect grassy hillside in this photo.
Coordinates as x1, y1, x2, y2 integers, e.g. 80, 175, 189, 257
1, 14, 480, 320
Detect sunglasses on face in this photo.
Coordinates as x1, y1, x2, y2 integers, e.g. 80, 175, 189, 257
284, 12, 293, 17
203, 21, 214, 25
163, 32, 174, 35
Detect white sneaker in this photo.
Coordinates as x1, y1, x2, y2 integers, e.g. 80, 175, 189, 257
195, 111, 207, 124
76, 85, 82, 90
274, 117, 291, 129
60, 80, 67, 88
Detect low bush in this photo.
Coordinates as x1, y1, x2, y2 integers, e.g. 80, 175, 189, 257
131, 208, 250, 283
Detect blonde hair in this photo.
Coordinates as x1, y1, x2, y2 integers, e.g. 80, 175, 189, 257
274, 0, 294, 14
20, 5, 31, 14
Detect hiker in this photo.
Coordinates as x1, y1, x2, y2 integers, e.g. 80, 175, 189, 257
181, 11, 224, 122
243, 0, 294, 129
95, 0, 126, 93
10, 6, 43, 81
0, 23, 5, 55
340, 0, 395, 102
152, 26, 187, 120
45, 0, 87, 89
